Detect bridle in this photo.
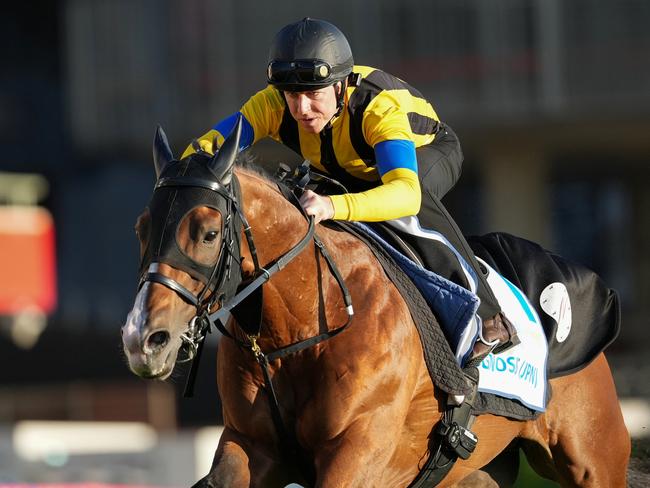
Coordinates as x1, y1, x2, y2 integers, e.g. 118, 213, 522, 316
140, 172, 254, 363
140, 162, 355, 394
140, 121, 354, 480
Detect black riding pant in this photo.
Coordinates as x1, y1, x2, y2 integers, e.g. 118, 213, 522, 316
400, 124, 501, 320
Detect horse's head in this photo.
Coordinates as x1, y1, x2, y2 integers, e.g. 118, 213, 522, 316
121, 119, 246, 379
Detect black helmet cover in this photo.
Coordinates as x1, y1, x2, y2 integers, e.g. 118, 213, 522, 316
267, 18, 353, 92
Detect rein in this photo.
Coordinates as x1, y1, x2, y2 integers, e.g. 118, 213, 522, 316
141, 167, 354, 473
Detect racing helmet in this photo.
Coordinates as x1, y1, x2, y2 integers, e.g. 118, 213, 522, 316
266, 18, 354, 92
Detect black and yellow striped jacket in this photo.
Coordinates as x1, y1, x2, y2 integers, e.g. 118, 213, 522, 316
183, 65, 442, 221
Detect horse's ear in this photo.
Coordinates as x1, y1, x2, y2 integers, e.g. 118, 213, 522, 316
207, 115, 242, 185
153, 125, 174, 178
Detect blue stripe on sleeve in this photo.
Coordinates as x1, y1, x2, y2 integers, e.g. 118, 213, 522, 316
213, 112, 254, 150
374, 140, 418, 177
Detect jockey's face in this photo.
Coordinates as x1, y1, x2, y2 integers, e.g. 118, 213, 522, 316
284, 83, 340, 133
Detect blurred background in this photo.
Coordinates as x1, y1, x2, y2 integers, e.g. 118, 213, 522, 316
1, 0, 649, 486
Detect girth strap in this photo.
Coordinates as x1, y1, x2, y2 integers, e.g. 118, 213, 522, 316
407, 368, 479, 487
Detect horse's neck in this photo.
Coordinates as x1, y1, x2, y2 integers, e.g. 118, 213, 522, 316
238, 169, 310, 266
237, 169, 321, 344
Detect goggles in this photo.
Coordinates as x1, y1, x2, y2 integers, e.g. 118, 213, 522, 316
267, 59, 333, 84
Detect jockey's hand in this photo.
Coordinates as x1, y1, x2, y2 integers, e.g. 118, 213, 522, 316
299, 189, 334, 224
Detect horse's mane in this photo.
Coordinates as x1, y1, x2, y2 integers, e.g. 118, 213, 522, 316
234, 157, 287, 197
234, 160, 273, 181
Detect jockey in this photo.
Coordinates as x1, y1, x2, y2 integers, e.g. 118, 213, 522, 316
183, 18, 517, 361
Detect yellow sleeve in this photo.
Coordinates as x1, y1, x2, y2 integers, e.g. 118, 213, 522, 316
181, 86, 285, 158
362, 90, 438, 147
240, 86, 285, 143
329, 168, 421, 221
363, 93, 414, 147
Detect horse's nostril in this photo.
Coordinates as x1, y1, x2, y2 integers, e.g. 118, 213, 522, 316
146, 330, 170, 351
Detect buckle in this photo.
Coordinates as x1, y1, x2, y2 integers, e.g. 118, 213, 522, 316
436, 420, 478, 460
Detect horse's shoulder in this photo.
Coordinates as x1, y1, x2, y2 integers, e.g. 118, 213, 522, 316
318, 225, 385, 276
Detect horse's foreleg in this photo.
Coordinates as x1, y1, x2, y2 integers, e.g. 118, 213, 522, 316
192, 427, 280, 488
191, 427, 250, 488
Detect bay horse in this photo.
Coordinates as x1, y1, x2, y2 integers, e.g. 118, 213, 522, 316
121, 120, 630, 487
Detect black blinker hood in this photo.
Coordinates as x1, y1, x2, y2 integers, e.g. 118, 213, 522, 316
139, 152, 243, 304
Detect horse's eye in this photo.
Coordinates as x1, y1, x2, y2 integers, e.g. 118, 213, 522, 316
203, 230, 219, 243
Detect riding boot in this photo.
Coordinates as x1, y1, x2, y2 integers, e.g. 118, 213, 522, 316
470, 312, 520, 361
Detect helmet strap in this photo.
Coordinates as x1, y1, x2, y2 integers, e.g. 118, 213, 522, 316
334, 80, 347, 117
333, 73, 360, 117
